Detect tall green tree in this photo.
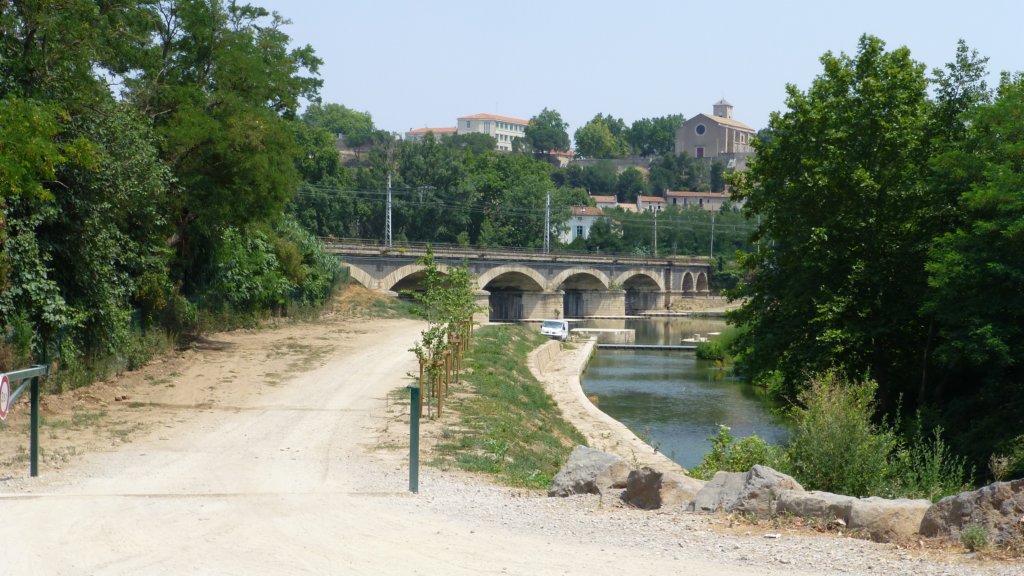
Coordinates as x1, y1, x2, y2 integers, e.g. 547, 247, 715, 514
730, 35, 934, 402
524, 107, 570, 154
628, 114, 684, 157
127, 0, 321, 286
922, 73, 1024, 473
616, 167, 648, 202
574, 113, 629, 158
302, 102, 376, 146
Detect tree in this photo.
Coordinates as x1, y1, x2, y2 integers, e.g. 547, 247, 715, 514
444, 132, 497, 154
616, 167, 648, 202
524, 107, 569, 154
303, 102, 376, 147
628, 114, 684, 157
922, 73, 1024, 473
574, 113, 629, 158
730, 35, 934, 403
581, 161, 618, 196
710, 160, 727, 192
126, 0, 322, 289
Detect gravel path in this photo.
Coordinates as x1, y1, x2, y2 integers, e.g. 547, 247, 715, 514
0, 317, 1016, 575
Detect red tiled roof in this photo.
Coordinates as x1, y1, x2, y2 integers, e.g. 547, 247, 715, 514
638, 195, 666, 203
571, 206, 604, 217
407, 126, 457, 135
666, 190, 730, 198
458, 113, 530, 125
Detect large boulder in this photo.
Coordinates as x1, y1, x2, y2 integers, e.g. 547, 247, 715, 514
778, 491, 931, 543
691, 465, 804, 517
548, 446, 630, 497
777, 490, 855, 520
622, 466, 704, 510
848, 497, 932, 542
920, 478, 1024, 545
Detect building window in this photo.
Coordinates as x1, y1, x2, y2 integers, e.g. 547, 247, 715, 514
576, 225, 584, 238
695, 124, 706, 135
696, 146, 704, 159
465, 121, 470, 128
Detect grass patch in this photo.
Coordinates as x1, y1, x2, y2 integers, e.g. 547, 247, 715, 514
430, 324, 586, 490
43, 409, 108, 430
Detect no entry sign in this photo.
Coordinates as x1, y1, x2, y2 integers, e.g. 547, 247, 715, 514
0, 373, 10, 421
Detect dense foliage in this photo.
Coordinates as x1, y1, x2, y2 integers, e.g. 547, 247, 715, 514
729, 36, 1024, 479
1, 1, 342, 380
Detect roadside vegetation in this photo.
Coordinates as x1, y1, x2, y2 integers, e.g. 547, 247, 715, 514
1, 2, 346, 392
726, 36, 1024, 484
429, 324, 586, 489
692, 370, 971, 502
398, 249, 585, 490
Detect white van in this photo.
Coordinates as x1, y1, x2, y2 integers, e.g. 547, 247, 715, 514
540, 319, 570, 341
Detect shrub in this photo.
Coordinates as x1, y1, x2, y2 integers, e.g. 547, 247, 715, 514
206, 227, 292, 313
783, 370, 973, 500
891, 425, 972, 501
691, 424, 784, 480
785, 370, 898, 497
961, 523, 989, 552
695, 340, 725, 361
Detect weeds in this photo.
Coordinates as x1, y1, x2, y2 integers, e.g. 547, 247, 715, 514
961, 523, 989, 552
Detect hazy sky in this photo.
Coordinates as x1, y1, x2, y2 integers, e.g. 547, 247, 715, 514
255, 0, 1023, 138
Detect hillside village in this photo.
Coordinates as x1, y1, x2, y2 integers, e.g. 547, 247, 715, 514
397, 100, 755, 244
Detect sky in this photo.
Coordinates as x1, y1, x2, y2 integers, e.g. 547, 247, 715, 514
255, 0, 1023, 139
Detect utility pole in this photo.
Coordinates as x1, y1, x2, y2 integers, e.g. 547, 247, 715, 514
544, 189, 551, 254
385, 172, 392, 249
710, 209, 716, 260
652, 208, 658, 258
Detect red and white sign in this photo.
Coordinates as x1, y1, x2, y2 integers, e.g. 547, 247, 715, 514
0, 373, 10, 421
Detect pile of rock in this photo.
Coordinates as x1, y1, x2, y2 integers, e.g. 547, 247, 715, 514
548, 445, 1024, 546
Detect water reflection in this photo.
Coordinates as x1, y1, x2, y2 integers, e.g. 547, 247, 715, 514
580, 318, 789, 469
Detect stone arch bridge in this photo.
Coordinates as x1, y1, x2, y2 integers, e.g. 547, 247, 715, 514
324, 241, 712, 321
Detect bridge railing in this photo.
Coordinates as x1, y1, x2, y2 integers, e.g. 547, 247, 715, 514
318, 237, 710, 267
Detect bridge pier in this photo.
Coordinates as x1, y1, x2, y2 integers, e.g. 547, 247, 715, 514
580, 289, 626, 317
625, 290, 664, 314
522, 290, 564, 320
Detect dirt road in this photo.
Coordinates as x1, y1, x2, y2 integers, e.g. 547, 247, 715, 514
1, 316, 800, 576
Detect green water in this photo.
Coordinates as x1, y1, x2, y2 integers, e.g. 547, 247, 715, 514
580, 318, 789, 469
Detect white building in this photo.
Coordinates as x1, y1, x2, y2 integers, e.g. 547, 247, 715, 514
457, 113, 529, 152
636, 195, 666, 213
665, 190, 736, 211
561, 206, 604, 243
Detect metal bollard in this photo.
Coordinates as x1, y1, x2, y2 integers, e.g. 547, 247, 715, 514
408, 385, 420, 493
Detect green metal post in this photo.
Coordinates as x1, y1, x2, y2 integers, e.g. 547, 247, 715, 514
408, 385, 420, 493
30, 376, 39, 477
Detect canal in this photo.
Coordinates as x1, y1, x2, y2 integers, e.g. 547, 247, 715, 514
579, 317, 790, 470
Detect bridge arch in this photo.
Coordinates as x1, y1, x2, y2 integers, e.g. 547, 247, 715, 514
695, 271, 709, 292
476, 265, 546, 292
549, 267, 609, 291
612, 269, 664, 292
680, 270, 709, 293
381, 262, 451, 292
343, 263, 376, 290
